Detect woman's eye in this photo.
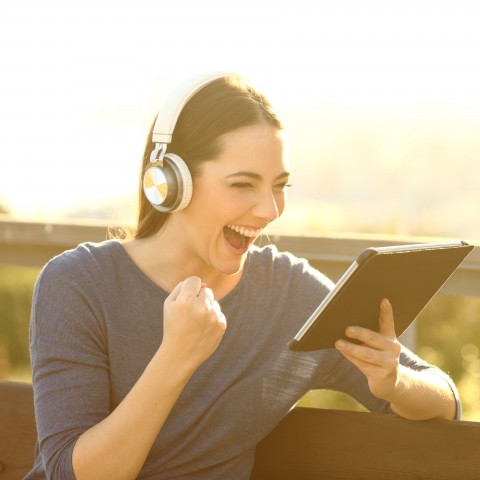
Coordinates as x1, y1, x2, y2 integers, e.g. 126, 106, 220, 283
231, 182, 254, 190
274, 182, 292, 192
230, 181, 291, 192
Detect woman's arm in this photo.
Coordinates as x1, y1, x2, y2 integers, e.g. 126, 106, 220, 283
334, 298, 457, 420
72, 277, 226, 480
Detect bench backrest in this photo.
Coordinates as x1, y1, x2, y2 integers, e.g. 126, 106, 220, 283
0, 382, 36, 479
1, 381, 479, 479
251, 406, 480, 479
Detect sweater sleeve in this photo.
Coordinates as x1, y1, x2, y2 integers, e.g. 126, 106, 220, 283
318, 345, 462, 419
29, 253, 110, 479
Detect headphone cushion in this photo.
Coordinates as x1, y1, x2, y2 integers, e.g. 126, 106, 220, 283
165, 153, 193, 212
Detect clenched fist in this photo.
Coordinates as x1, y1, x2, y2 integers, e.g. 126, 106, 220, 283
162, 276, 227, 370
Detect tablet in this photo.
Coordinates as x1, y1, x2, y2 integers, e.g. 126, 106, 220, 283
289, 241, 474, 352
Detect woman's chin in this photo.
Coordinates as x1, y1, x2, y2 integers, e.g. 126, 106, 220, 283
214, 241, 250, 275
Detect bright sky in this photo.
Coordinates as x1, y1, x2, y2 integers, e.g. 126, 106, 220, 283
1, 0, 480, 226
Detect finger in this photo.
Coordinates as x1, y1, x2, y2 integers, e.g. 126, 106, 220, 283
196, 288, 216, 312
198, 285, 214, 301
336, 347, 377, 374
176, 276, 203, 300
335, 339, 385, 367
217, 311, 227, 328
203, 299, 227, 331
378, 298, 397, 339
211, 300, 223, 317
168, 281, 184, 301
344, 326, 391, 350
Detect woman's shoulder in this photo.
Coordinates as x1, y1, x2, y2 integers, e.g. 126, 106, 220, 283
249, 243, 305, 265
38, 239, 122, 284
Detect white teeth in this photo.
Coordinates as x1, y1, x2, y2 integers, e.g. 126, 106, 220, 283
227, 225, 261, 238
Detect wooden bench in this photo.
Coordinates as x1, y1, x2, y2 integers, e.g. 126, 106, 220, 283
0, 382, 37, 479
1, 381, 479, 479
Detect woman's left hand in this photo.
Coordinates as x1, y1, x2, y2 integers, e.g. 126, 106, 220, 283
335, 298, 402, 401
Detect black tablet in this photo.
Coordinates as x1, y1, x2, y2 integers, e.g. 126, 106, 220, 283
289, 241, 474, 352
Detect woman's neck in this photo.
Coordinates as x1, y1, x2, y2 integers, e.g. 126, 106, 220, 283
122, 233, 243, 300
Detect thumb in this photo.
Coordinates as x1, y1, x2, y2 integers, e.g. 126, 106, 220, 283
378, 298, 397, 339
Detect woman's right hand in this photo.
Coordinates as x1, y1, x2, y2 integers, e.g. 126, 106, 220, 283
162, 276, 227, 370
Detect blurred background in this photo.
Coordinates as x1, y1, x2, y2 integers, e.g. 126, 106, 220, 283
1, 0, 479, 420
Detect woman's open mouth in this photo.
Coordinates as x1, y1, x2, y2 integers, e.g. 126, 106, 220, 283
223, 224, 262, 254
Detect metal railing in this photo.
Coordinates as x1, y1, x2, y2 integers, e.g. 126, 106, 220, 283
1, 215, 479, 297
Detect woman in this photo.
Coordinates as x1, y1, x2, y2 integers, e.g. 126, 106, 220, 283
27, 74, 460, 480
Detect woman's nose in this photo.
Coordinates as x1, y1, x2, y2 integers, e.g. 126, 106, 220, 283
253, 190, 280, 223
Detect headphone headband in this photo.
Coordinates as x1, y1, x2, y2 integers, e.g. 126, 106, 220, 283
144, 70, 238, 213
151, 71, 235, 145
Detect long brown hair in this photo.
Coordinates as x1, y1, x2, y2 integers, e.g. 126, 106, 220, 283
134, 75, 283, 239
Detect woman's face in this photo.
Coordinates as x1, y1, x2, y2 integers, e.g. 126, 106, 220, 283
173, 122, 290, 276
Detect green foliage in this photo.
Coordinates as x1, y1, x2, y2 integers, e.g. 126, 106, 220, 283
0, 266, 40, 378
416, 294, 480, 421
298, 389, 369, 412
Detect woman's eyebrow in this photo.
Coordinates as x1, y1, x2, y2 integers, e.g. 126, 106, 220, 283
225, 171, 290, 180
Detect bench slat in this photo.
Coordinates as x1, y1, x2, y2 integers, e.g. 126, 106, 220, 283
251, 407, 480, 479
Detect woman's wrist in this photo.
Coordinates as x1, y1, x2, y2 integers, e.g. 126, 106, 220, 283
151, 342, 199, 385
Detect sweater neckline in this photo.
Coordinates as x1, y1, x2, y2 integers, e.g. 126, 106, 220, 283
109, 239, 254, 305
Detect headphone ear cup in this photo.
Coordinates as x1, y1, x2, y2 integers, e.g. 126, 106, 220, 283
143, 153, 193, 213
165, 153, 193, 211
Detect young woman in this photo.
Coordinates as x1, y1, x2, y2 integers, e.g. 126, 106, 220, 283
27, 75, 460, 480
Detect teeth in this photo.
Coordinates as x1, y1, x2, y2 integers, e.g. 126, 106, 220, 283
227, 224, 261, 238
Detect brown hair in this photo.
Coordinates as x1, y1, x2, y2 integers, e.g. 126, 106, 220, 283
134, 75, 283, 239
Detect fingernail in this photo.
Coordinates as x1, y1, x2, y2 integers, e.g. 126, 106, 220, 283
346, 326, 357, 336
336, 340, 347, 349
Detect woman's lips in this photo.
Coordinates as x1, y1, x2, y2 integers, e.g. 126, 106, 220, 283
226, 224, 262, 238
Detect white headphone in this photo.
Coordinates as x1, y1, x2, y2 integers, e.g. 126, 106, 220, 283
143, 71, 234, 213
